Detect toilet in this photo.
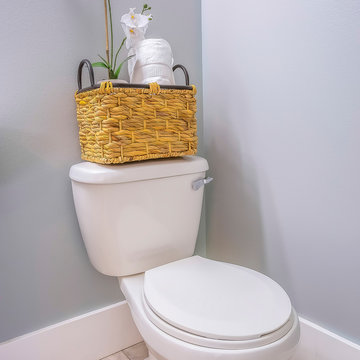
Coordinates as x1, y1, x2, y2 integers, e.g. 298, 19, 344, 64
69, 156, 300, 360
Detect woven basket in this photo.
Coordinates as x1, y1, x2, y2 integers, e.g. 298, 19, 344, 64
74, 59, 197, 164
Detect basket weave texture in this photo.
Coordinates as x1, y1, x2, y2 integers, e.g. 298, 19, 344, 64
75, 82, 197, 164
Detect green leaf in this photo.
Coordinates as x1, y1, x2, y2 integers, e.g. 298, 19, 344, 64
98, 54, 110, 67
114, 55, 134, 78
113, 37, 127, 70
114, 65, 122, 79
92, 61, 109, 69
109, 69, 117, 79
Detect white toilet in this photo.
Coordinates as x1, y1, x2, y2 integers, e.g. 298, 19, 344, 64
69, 156, 300, 360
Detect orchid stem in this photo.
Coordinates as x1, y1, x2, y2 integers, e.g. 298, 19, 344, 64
103, 0, 110, 78
108, 0, 114, 71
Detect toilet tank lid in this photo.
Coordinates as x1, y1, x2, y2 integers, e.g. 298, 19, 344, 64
69, 156, 209, 184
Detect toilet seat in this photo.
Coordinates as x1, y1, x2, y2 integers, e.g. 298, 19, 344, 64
143, 292, 296, 350
120, 268, 300, 360
143, 256, 294, 350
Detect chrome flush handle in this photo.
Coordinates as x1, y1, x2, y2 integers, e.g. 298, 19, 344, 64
192, 177, 214, 191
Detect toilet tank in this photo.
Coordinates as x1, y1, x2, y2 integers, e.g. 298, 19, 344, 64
69, 156, 209, 276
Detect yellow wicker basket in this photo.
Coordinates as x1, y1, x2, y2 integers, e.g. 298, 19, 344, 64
74, 59, 197, 165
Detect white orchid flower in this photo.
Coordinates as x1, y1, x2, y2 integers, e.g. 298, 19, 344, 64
129, 8, 137, 25
121, 8, 152, 49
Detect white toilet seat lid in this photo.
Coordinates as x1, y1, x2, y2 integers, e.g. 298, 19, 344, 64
144, 256, 292, 341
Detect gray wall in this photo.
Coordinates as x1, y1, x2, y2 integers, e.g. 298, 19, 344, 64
202, 0, 360, 344
0, 0, 203, 342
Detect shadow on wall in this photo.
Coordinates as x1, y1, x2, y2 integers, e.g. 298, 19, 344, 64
205, 123, 266, 272
205, 123, 293, 292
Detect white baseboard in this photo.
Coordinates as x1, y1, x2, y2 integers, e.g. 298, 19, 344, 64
293, 317, 360, 360
0, 301, 142, 360
1, 306, 359, 360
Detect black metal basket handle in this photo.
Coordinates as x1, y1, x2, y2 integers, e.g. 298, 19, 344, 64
172, 64, 190, 86
77, 59, 95, 91
77, 59, 190, 90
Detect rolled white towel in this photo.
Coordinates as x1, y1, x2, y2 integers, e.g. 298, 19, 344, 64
129, 39, 175, 85
131, 63, 175, 85
134, 39, 174, 66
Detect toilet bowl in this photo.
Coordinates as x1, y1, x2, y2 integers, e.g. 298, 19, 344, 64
69, 156, 300, 360
120, 256, 299, 360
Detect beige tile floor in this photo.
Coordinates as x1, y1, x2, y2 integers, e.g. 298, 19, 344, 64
102, 342, 148, 360
101, 340, 305, 360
